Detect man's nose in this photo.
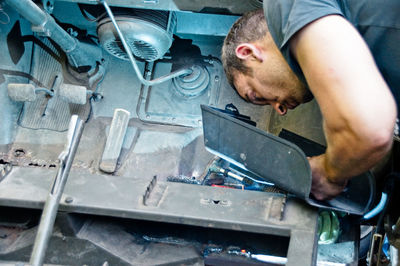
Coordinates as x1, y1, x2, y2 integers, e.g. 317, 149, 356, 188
271, 102, 287, 115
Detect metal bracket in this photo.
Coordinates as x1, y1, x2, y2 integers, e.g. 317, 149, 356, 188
368, 233, 384, 266
0, 162, 12, 183
143, 175, 157, 206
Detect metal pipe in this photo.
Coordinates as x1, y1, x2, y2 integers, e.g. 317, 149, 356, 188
5, 0, 96, 69
30, 115, 84, 266
5, 0, 76, 52
5, 0, 46, 26
100, 0, 192, 86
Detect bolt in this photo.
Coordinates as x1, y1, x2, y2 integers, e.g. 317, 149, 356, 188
67, 28, 78, 38
240, 153, 247, 161
214, 76, 220, 82
94, 94, 103, 102
13, 149, 25, 157
65, 197, 73, 204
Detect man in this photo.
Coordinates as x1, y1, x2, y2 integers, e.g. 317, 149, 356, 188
222, 2, 399, 201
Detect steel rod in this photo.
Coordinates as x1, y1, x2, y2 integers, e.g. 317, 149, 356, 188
30, 116, 84, 266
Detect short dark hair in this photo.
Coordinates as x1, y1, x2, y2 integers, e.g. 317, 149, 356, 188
222, 9, 268, 87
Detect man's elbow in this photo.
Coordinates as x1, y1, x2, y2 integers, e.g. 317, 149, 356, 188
371, 128, 393, 152
363, 97, 397, 157
365, 119, 395, 160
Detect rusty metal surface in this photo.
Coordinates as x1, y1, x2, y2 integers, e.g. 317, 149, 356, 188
0, 166, 318, 265
0, 167, 304, 233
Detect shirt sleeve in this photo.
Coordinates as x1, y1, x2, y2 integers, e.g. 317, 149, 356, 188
263, 0, 345, 83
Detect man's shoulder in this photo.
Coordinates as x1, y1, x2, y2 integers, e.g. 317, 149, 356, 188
263, 0, 347, 86
264, 0, 345, 49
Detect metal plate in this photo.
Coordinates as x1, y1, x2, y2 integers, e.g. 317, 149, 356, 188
201, 105, 312, 198
137, 58, 221, 127
201, 105, 375, 215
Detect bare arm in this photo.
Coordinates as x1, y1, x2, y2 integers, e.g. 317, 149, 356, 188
290, 15, 397, 200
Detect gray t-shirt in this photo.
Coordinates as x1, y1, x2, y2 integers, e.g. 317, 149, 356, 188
264, 0, 400, 116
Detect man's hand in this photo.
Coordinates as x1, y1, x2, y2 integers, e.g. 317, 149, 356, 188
308, 155, 347, 200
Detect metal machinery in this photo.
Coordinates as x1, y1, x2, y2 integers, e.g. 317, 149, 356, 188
0, 0, 371, 265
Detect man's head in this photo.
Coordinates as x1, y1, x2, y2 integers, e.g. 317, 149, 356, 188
222, 9, 312, 115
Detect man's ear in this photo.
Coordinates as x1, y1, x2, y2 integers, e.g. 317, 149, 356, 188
235, 43, 264, 62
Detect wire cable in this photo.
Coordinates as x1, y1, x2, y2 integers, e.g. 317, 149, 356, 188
0, 5, 10, 24
363, 192, 388, 220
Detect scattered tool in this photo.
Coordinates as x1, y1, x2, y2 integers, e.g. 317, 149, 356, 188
203, 245, 287, 265
167, 175, 201, 185
29, 115, 84, 266
208, 161, 274, 186
227, 248, 287, 265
